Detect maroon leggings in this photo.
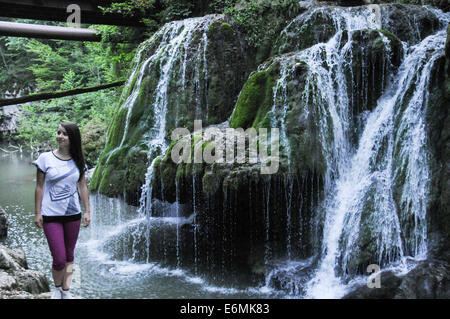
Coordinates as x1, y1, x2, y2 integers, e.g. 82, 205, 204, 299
43, 220, 81, 271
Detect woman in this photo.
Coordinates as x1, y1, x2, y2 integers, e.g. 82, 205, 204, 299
33, 122, 91, 299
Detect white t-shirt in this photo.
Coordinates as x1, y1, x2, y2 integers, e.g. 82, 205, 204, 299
33, 151, 85, 217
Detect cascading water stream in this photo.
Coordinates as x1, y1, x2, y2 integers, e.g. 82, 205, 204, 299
129, 15, 220, 265
79, 3, 450, 298
304, 9, 450, 299
85, 15, 223, 270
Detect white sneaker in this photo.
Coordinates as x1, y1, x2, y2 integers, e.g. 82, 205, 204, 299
50, 286, 62, 299
61, 289, 72, 299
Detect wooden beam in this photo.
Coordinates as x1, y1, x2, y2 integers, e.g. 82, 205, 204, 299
0, 0, 147, 27
0, 80, 125, 107
0, 21, 101, 41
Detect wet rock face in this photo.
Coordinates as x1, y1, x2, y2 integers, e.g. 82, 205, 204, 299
425, 24, 450, 261
90, 15, 253, 204
92, 2, 450, 292
0, 244, 50, 298
266, 258, 317, 295
380, 4, 443, 44
343, 259, 450, 298
0, 105, 21, 140
274, 4, 441, 56
0, 211, 50, 298
149, 166, 324, 286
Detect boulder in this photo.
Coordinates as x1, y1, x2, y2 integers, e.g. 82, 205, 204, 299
90, 14, 253, 205
0, 105, 22, 140
344, 259, 450, 298
0, 244, 50, 298
0, 245, 28, 270
0, 271, 18, 291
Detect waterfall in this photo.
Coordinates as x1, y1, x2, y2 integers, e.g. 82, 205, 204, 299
303, 10, 450, 299
131, 15, 221, 263
84, 2, 449, 298
87, 15, 224, 267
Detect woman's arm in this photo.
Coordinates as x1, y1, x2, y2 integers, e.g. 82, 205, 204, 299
34, 170, 45, 228
78, 174, 91, 227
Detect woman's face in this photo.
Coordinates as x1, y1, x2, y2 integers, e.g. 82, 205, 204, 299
56, 124, 70, 147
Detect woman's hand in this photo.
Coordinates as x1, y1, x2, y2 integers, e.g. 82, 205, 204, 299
34, 213, 43, 229
83, 212, 91, 227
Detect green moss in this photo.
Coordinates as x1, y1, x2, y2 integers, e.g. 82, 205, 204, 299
130, 76, 151, 126
89, 163, 102, 191
191, 134, 203, 155
221, 22, 234, 41
230, 64, 278, 129
221, 22, 231, 29
161, 165, 176, 191
185, 161, 192, 177
98, 166, 126, 197
153, 155, 162, 168
175, 163, 185, 181
120, 65, 140, 104
378, 29, 397, 43
257, 112, 272, 129
230, 71, 265, 129
106, 107, 128, 149
124, 148, 148, 199
163, 139, 180, 162
251, 69, 277, 129
207, 21, 221, 37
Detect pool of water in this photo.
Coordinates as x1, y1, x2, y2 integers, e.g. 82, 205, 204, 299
0, 145, 283, 299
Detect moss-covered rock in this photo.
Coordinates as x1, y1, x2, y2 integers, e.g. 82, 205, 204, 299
380, 3, 443, 44
81, 118, 107, 168
274, 3, 442, 58
88, 1, 450, 287
150, 140, 324, 285
424, 53, 450, 261
273, 8, 337, 55
90, 15, 253, 204
229, 62, 280, 129
226, 0, 306, 66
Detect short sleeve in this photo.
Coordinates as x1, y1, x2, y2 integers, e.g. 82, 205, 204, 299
32, 153, 47, 173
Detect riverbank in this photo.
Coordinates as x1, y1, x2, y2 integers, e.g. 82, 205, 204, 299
0, 206, 50, 299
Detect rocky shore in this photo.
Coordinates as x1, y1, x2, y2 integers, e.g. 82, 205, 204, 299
0, 206, 50, 299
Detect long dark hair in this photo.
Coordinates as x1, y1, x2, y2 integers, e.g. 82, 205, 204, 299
60, 122, 86, 181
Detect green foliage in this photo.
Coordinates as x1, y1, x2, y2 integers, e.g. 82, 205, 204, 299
207, 0, 239, 13
81, 118, 108, 167
0, 17, 144, 165
15, 103, 63, 150
0, 36, 36, 97
14, 88, 118, 155
157, 0, 195, 22
224, 0, 303, 48
98, 0, 156, 17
